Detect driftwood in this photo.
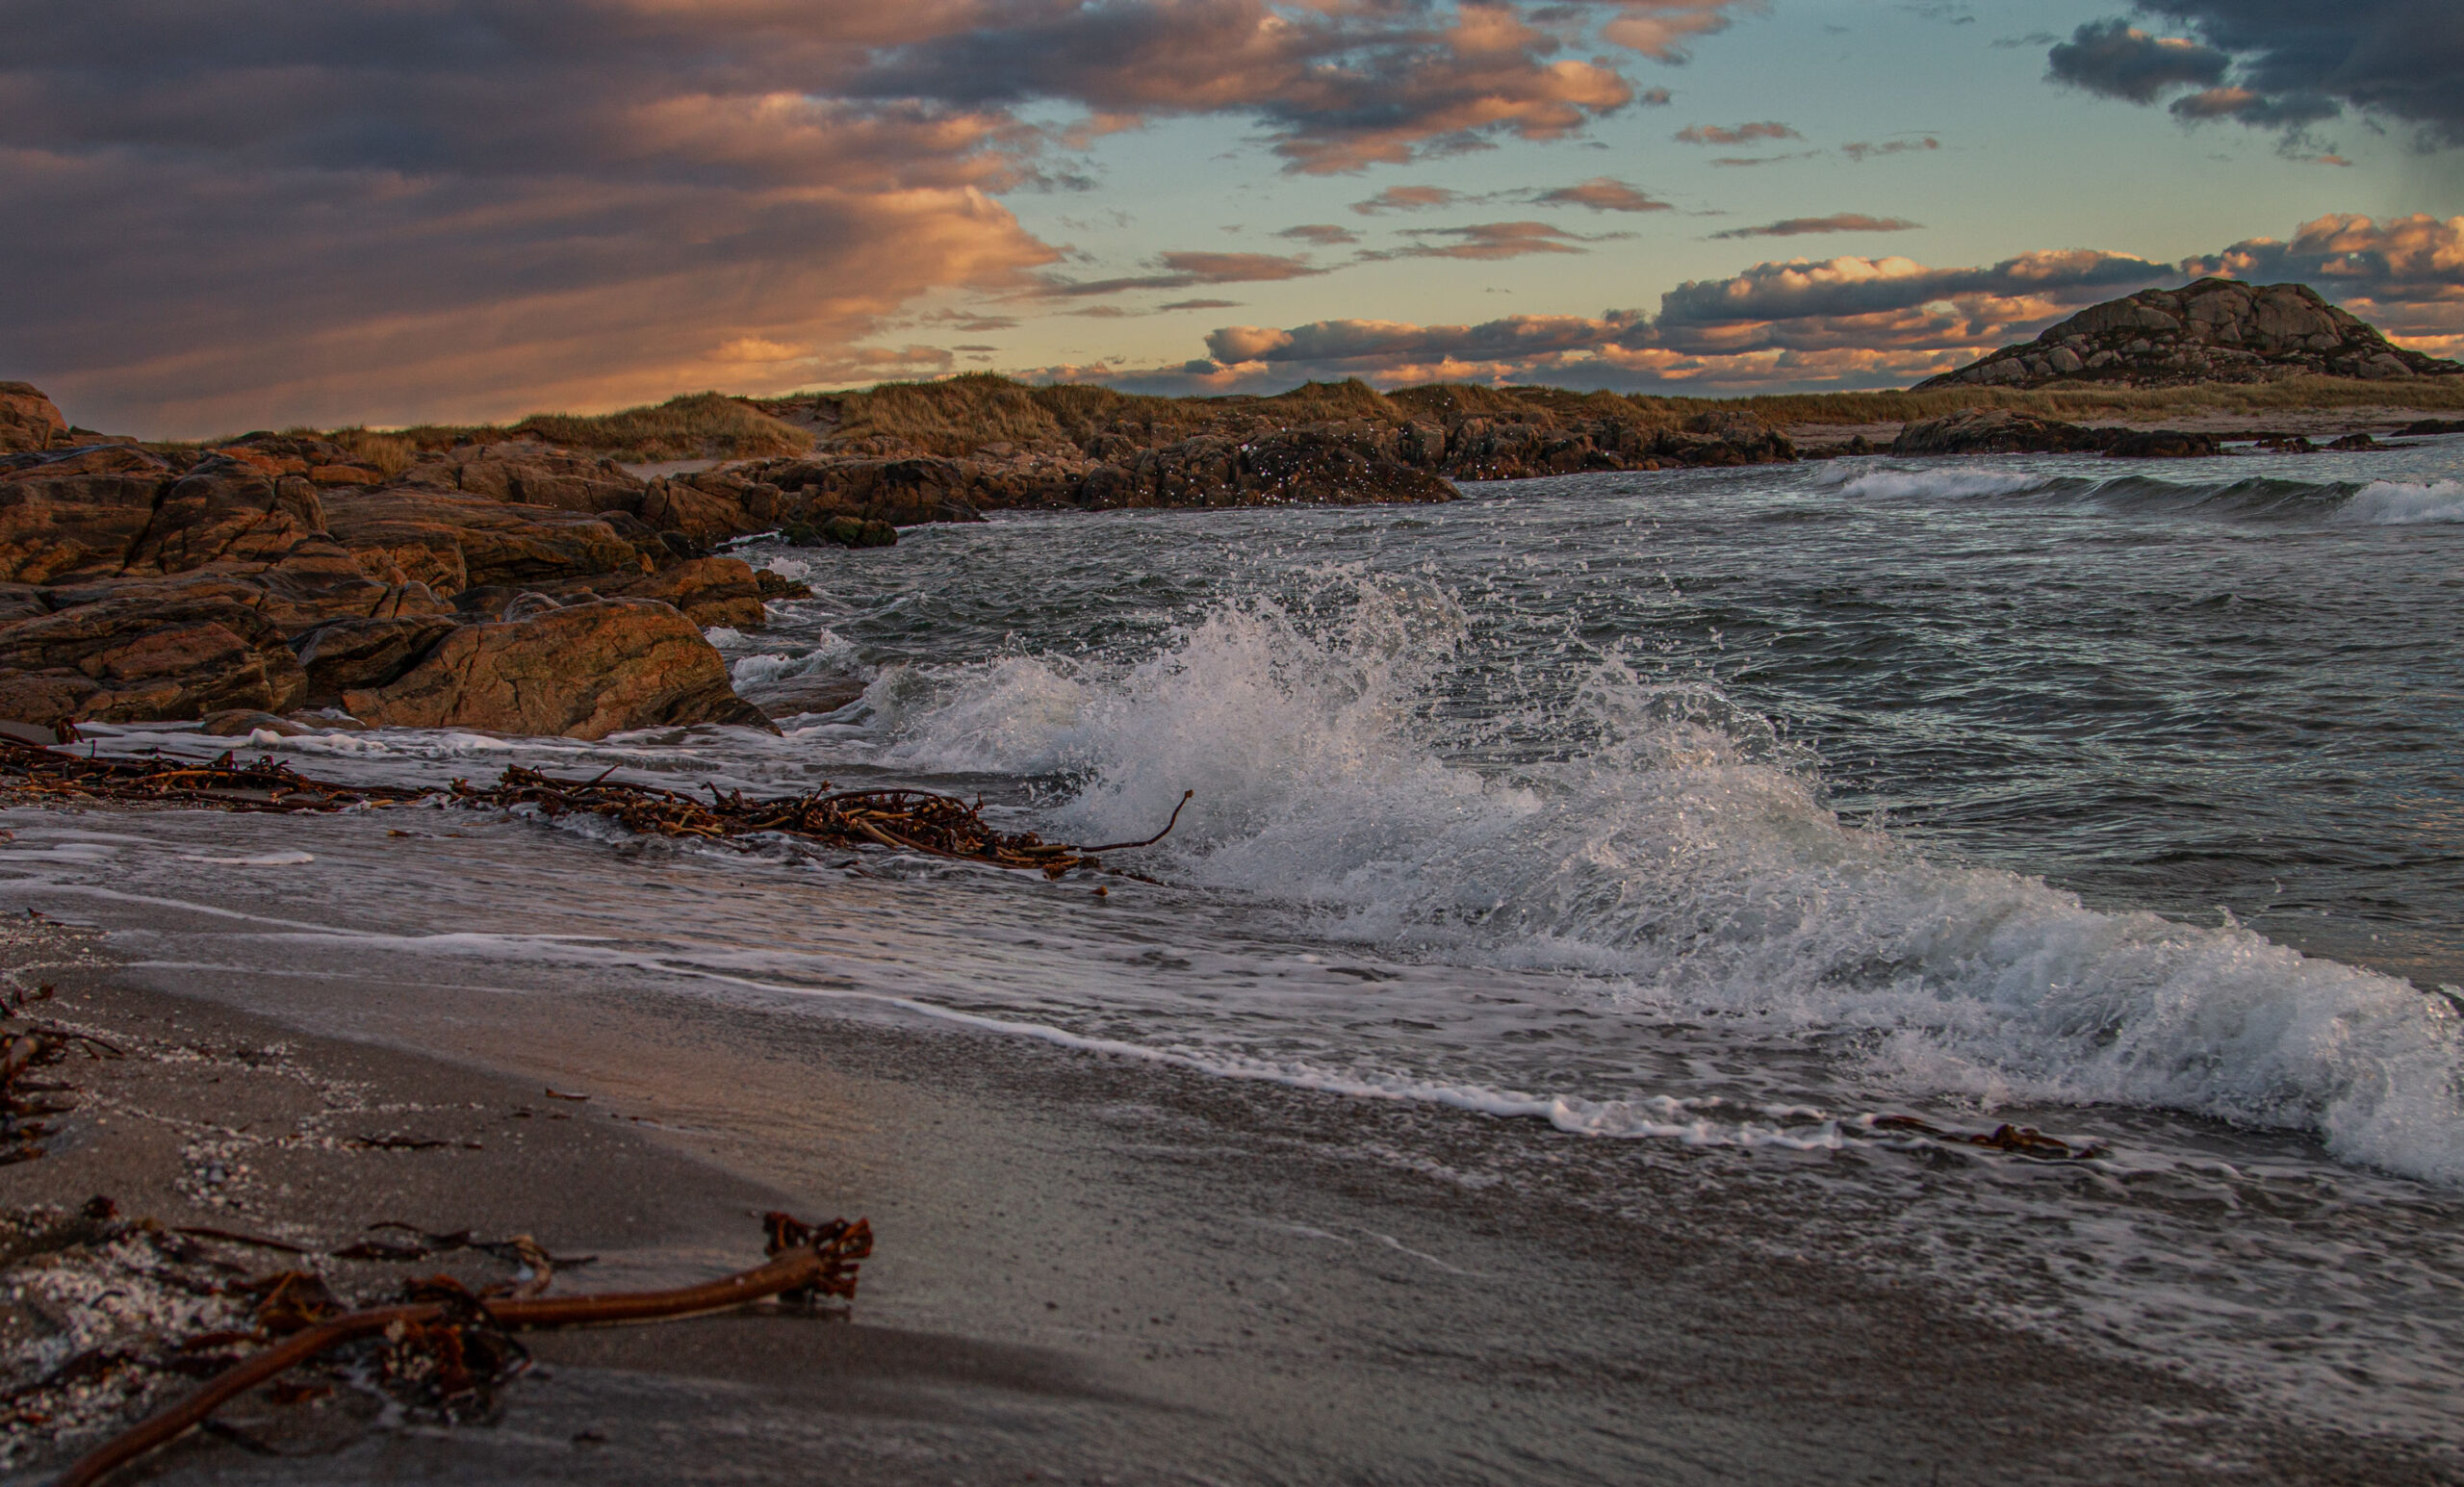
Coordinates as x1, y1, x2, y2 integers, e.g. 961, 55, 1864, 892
0, 737, 1190, 879
2, 997, 116, 1167
55, 1211, 870, 1487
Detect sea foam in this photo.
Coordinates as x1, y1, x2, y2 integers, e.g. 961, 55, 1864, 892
877, 580, 2464, 1183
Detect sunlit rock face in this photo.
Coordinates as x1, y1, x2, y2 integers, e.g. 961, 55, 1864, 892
1921, 280, 2464, 389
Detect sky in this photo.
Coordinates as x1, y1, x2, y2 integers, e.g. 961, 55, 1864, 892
5, 0, 2462, 437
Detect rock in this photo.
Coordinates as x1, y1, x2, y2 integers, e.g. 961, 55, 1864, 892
319, 488, 647, 595
2400, 419, 2464, 436
0, 674, 100, 731
594, 556, 766, 628
290, 615, 459, 704
0, 594, 307, 724
2101, 428, 2220, 459
755, 569, 812, 600
342, 598, 771, 739
1922, 280, 2463, 390
2326, 432, 2379, 450
0, 384, 69, 455
783, 516, 897, 548
0, 446, 181, 584
1890, 409, 2107, 455
402, 442, 649, 516
197, 709, 311, 738
120, 454, 325, 575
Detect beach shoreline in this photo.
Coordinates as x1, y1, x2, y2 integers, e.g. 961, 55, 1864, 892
5, 870, 2459, 1485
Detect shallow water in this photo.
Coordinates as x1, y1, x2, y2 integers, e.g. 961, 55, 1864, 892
8, 437, 2464, 1440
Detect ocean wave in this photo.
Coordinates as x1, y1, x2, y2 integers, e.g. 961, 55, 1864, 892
879, 581, 2464, 1183
2335, 478, 2464, 526
1813, 464, 2060, 500
1815, 461, 2464, 528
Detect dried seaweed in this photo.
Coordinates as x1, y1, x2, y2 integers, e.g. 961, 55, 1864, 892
1869, 1115, 2104, 1162
54, 1210, 870, 1487
1, 1017, 118, 1166
0, 738, 1187, 880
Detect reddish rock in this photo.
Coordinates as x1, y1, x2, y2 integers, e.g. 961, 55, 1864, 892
593, 556, 766, 628
639, 474, 762, 546
0, 594, 307, 723
291, 615, 460, 704
0, 384, 69, 455
122, 456, 325, 575
404, 443, 649, 515
319, 488, 647, 595
0, 446, 180, 583
343, 599, 769, 739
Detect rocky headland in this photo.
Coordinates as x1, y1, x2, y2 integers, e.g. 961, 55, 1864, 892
6, 275, 2460, 744
1919, 280, 2464, 391
0, 378, 1806, 740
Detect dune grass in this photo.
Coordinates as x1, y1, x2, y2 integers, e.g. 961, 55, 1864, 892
372, 392, 812, 462
250, 373, 2464, 465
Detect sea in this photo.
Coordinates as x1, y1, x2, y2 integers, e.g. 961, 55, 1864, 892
5, 440, 2462, 1443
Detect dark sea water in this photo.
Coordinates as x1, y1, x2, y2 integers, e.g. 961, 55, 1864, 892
6, 439, 2463, 1442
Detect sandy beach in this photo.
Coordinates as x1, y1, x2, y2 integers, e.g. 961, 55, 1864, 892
5, 881, 2457, 1486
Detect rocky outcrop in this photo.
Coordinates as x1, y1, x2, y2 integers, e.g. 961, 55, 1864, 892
341, 600, 769, 739
1921, 280, 2464, 390
291, 616, 462, 705
0, 594, 306, 726
0, 385, 70, 456
1891, 409, 2219, 458
726, 404, 1786, 518
0, 394, 776, 736
587, 556, 766, 629
319, 488, 648, 594
402, 442, 647, 516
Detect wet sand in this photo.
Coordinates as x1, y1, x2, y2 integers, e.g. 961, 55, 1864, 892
5, 900, 2458, 1486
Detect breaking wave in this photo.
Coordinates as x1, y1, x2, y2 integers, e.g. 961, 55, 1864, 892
1818, 462, 2464, 526
869, 578, 2464, 1183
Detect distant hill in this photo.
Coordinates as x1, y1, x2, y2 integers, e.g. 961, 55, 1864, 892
1917, 280, 2463, 391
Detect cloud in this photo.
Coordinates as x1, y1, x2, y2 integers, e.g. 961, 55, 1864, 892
1158, 297, 1245, 310
1089, 213, 2464, 395
1529, 177, 1672, 212
2141, 0, 2463, 146
1134, 238, 2194, 393
1352, 185, 1463, 215
2046, 19, 2229, 103
2047, 5, 2464, 150
1366, 221, 1621, 260
1277, 223, 1362, 245
1676, 121, 1803, 144
2180, 212, 2464, 355
1840, 137, 1940, 161
1589, 2, 1750, 62
0, 0, 1766, 433
1037, 249, 1328, 296
1711, 214, 1922, 238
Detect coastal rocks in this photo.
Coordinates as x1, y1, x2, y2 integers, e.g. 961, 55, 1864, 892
0, 594, 305, 725
401, 442, 645, 515
2101, 428, 2221, 459
782, 515, 896, 549
342, 599, 770, 739
591, 556, 766, 628
1921, 280, 2464, 390
0, 447, 184, 583
290, 615, 461, 705
1891, 409, 2219, 459
318, 489, 647, 595
1890, 409, 2107, 455
0, 385, 69, 455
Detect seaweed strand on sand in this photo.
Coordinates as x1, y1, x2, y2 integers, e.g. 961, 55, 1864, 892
0, 738, 1189, 880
